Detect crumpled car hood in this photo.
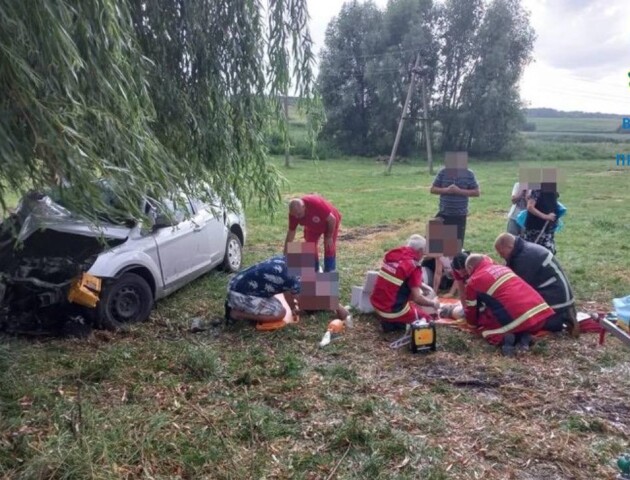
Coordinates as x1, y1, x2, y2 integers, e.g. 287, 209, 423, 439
14, 193, 130, 242
0, 193, 130, 335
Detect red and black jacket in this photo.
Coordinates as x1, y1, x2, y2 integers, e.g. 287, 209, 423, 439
369, 246, 422, 317
464, 257, 554, 343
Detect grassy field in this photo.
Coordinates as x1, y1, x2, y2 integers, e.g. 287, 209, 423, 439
525, 131, 630, 143
524, 116, 630, 143
525, 117, 623, 133
2, 155, 630, 479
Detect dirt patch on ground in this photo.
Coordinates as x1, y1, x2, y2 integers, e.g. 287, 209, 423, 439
337, 224, 400, 241
514, 463, 569, 480
245, 223, 412, 254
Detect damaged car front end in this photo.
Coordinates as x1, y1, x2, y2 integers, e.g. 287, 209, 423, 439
0, 192, 128, 335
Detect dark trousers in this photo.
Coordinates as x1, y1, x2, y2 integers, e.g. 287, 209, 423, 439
543, 314, 565, 332
543, 306, 577, 332
436, 213, 467, 248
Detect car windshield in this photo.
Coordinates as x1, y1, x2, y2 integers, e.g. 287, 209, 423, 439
46, 181, 139, 226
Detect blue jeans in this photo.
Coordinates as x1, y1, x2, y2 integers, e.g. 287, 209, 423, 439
315, 256, 336, 272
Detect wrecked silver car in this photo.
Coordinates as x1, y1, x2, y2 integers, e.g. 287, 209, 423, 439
0, 191, 246, 335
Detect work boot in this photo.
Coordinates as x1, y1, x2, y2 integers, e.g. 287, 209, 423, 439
516, 333, 532, 353
501, 333, 516, 357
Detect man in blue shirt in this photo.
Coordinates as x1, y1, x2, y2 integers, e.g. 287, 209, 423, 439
430, 151, 480, 248
225, 250, 350, 324
226, 255, 301, 323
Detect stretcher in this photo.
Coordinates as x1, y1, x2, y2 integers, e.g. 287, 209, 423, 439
595, 313, 630, 348
255, 294, 299, 331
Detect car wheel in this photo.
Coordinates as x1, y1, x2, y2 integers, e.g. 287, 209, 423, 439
97, 273, 153, 331
221, 233, 242, 273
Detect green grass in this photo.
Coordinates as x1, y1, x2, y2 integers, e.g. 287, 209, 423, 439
1, 191, 20, 214
524, 116, 630, 143
1, 154, 630, 479
249, 155, 630, 301
524, 131, 630, 144
526, 116, 624, 133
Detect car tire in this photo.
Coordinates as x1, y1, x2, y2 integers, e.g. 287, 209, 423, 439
221, 232, 242, 273
96, 273, 153, 331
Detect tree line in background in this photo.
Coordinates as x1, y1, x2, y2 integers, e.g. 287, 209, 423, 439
1, 0, 314, 218
524, 108, 626, 119
318, 0, 535, 157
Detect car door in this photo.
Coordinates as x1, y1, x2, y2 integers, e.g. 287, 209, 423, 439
189, 197, 228, 270
152, 196, 205, 291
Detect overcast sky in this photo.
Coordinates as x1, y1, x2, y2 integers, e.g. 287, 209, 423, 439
306, 0, 630, 114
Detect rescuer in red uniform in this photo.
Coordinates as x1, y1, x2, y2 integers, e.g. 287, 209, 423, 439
284, 194, 341, 272
369, 234, 441, 332
464, 254, 555, 355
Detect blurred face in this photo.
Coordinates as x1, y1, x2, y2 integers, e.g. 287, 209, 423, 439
444, 151, 468, 177
286, 241, 316, 276
286, 242, 340, 311
426, 219, 460, 257
299, 271, 340, 310
290, 201, 306, 219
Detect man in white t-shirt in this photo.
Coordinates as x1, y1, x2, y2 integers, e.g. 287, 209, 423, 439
506, 182, 528, 235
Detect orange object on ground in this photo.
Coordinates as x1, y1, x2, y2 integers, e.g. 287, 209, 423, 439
255, 293, 299, 331
255, 320, 287, 331
327, 319, 345, 333
435, 317, 479, 333
435, 300, 602, 339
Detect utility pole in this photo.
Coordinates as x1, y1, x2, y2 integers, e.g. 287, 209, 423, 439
386, 54, 421, 174
284, 91, 290, 168
421, 78, 434, 175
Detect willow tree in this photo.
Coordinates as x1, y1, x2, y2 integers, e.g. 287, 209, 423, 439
0, 0, 314, 219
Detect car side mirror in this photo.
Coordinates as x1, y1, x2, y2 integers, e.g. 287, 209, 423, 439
153, 211, 184, 229
153, 214, 173, 229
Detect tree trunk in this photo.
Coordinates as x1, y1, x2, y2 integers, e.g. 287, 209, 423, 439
284, 93, 290, 167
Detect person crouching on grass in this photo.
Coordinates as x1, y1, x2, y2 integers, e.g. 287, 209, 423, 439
494, 233, 578, 334
225, 245, 349, 325
369, 234, 440, 332
463, 254, 557, 356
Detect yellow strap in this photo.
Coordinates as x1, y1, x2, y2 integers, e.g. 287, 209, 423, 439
375, 303, 411, 319
378, 270, 403, 286
487, 272, 516, 296
482, 303, 549, 338
465, 300, 477, 307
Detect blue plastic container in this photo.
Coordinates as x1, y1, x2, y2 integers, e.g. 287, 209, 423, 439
613, 296, 630, 328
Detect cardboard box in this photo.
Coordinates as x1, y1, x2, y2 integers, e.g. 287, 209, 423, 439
363, 270, 379, 294
351, 285, 374, 313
